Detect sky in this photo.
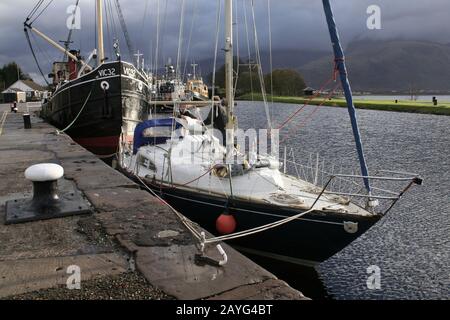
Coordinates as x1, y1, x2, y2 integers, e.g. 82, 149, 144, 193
0, 0, 449, 84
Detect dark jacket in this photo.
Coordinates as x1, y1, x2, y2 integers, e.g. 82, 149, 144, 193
204, 104, 228, 138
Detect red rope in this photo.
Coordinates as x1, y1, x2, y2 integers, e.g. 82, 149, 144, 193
277, 75, 335, 130
280, 82, 341, 144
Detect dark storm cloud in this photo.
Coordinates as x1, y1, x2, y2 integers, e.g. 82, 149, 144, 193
0, 0, 449, 84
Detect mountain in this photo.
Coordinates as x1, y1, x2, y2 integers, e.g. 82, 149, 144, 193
300, 40, 450, 92
193, 40, 450, 92
193, 49, 329, 80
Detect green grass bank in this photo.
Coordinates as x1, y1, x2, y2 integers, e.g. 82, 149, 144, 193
237, 94, 450, 116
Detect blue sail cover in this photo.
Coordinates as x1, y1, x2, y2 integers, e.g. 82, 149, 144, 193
133, 118, 182, 154
322, 0, 372, 193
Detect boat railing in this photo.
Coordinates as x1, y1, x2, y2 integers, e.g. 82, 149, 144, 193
280, 149, 422, 215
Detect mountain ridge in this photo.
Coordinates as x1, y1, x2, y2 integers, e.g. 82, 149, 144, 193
195, 40, 450, 92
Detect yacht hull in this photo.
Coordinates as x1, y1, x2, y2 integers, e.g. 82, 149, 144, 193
144, 181, 381, 265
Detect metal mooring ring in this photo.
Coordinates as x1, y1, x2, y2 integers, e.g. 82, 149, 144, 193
101, 81, 110, 91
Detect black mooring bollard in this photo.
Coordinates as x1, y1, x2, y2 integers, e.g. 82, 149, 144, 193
5, 163, 92, 224
23, 113, 31, 129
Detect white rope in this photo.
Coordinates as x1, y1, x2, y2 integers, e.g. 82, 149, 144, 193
134, 158, 321, 250
56, 87, 93, 134
136, 175, 203, 241
204, 206, 316, 244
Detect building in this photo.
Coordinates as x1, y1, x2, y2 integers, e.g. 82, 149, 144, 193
1, 79, 47, 103
1, 87, 26, 103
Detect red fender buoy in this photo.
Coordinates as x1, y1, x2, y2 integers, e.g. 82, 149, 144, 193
215, 213, 236, 235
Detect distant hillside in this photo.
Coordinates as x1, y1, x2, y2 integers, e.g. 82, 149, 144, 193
300, 40, 450, 92
195, 49, 329, 80
194, 40, 450, 92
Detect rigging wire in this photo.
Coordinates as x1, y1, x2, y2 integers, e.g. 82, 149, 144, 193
233, 0, 240, 97
24, 28, 50, 85
30, 0, 54, 24
176, 0, 186, 77
94, 0, 98, 59
105, 0, 113, 59
107, 0, 120, 59
280, 83, 341, 145
267, 0, 274, 122
30, 31, 52, 67
109, 0, 120, 55
159, 0, 169, 66
154, 0, 161, 76
210, 0, 223, 129
182, 0, 198, 79
141, 0, 150, 35
250, 0, 272, 129
27, 0, 45, 20
141, 0, 150, 68
113, 0, 134, 62
242, 0, 254, 103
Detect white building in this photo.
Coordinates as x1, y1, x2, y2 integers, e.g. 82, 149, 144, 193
1, 79, 47, 103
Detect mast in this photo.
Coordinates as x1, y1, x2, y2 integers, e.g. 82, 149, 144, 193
322, 0, 372, 194
225, 0, 234, 157
191, 63, 198, 79
96, 0, 105, 64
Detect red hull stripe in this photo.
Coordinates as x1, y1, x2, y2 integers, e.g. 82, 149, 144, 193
73, 136, 119, 148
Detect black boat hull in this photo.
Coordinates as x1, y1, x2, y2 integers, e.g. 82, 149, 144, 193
143, 181, 381, 265
41, 61, 150, 156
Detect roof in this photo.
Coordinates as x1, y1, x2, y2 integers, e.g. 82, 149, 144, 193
3, 79, 46, 93
304, 87, 316, 91
21, 80, 46, 91
1, 87, 24, 94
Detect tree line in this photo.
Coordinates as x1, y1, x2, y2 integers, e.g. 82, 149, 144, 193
208, 57, 307, 97
0, 62, 31, 91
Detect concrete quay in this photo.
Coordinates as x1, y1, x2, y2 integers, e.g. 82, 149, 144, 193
0, 103, 307, 300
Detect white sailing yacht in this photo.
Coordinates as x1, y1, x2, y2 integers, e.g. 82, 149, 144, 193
118, 0, 422, 264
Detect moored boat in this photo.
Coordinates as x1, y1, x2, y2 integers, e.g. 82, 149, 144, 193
118, 0, 422, 265
25, 0, 151, 156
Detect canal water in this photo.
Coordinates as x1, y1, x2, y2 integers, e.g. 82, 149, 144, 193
234, 101, 450, 299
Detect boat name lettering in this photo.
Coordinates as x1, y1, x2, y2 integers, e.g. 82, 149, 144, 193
98, 68, 116, 77
124, 67, 136, 78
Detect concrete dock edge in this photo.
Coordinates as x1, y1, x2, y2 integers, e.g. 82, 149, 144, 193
0, 105, 308, 300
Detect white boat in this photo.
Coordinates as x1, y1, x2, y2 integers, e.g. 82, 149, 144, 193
118, 0, 422, 265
